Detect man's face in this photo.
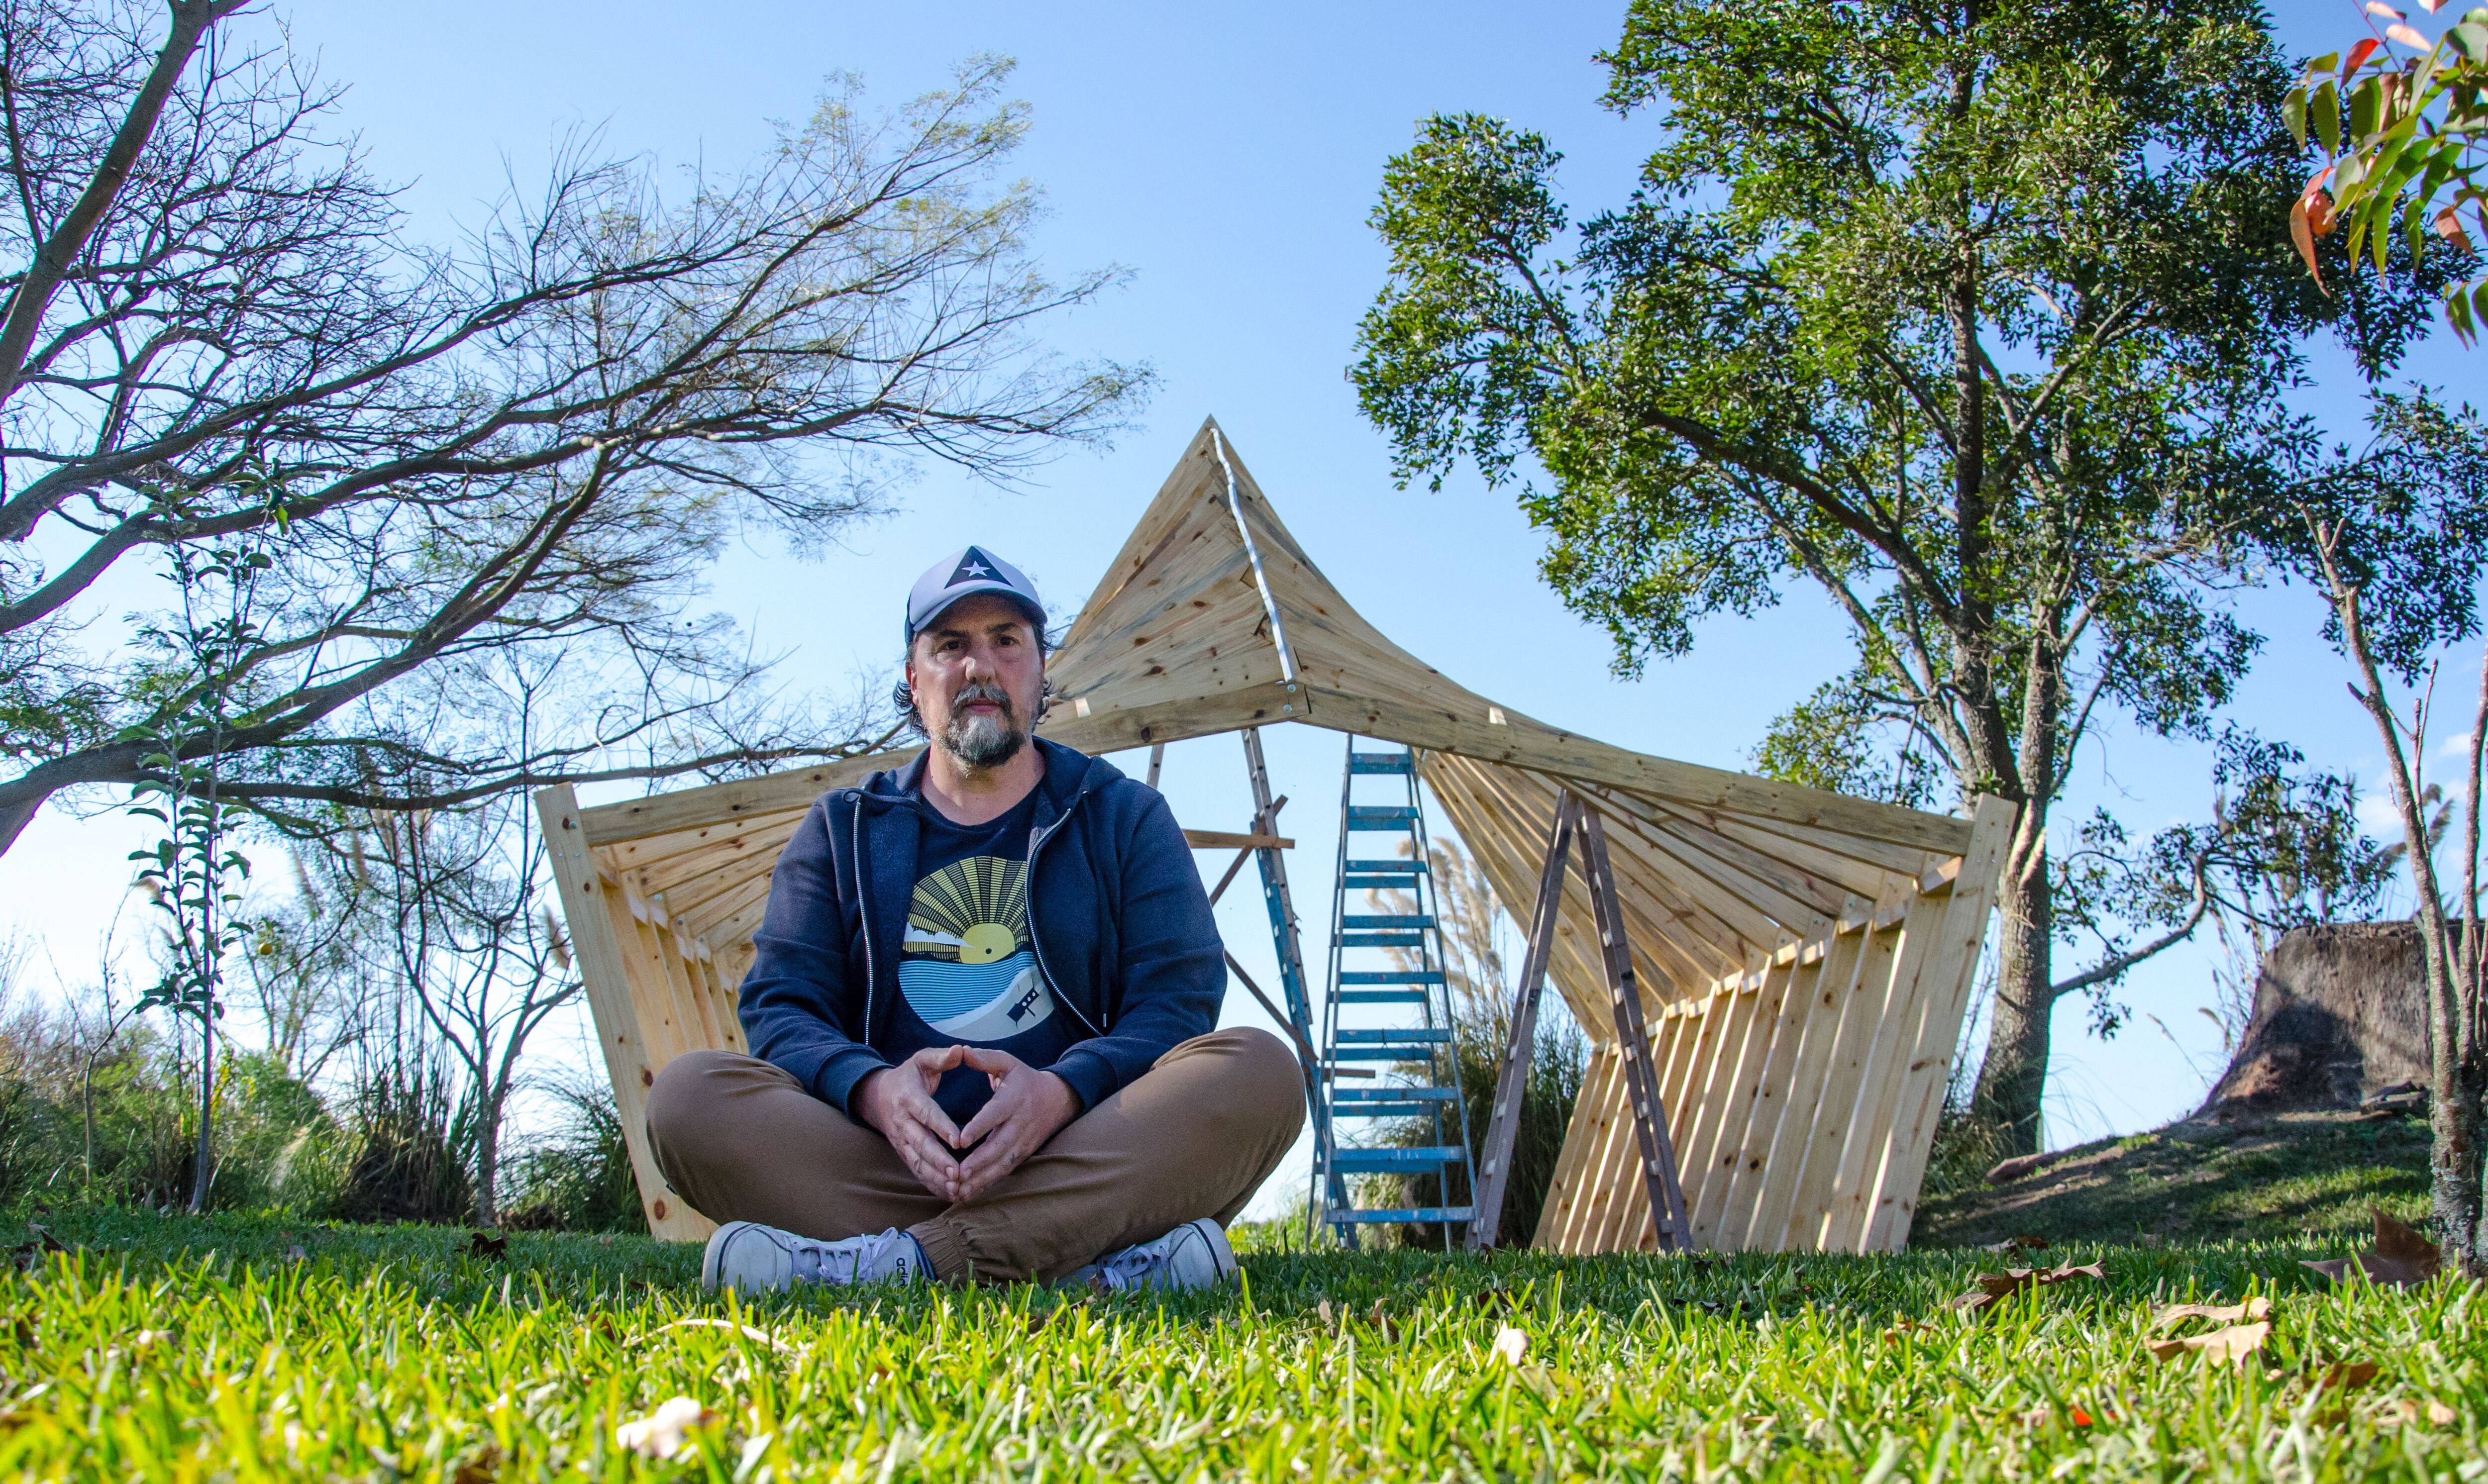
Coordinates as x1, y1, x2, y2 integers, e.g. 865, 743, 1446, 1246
909, 592, 1044, 770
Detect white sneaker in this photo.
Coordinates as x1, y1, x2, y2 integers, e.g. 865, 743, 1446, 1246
700, 1222, 928, 1295
1065, 1218, 1239, 1292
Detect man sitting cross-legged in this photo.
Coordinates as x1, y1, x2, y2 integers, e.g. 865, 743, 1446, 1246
646, 545, 1306, 1294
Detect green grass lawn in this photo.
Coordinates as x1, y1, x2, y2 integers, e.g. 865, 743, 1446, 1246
0, 1208, 2478, 1480
1914, 1111, 2435, 1251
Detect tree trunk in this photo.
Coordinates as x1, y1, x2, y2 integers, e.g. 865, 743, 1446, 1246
473, 1092, 501, 1228
188, 1013, 215, 1213
1971, 839, 2052, 1155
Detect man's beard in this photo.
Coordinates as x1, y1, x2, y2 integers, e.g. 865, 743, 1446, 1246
939, 681, 1028, 770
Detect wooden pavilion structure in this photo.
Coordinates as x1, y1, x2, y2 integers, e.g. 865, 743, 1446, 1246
534, 418, 2014, 1253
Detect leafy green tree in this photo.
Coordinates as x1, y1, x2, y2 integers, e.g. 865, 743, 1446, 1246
2285, 5, 2488, 340
1351, 0, 2444, 1153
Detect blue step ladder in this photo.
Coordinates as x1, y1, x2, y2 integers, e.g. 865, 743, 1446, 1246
1315, 739, 1479, 1243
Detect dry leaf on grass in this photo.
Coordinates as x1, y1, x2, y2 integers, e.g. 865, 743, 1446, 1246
2317, 1361, 2380, 1391
2387, 1397, 2460, 1426
2147, 1320, 2270, 1369
1489, 1326, 1528, 1367
2151, 1296, 2271, 1330
1984, 1234, 2051, 1254
2302, 1209, 2439, 1290
1366, 1299, 1399, 1342
615, 1396, 714, 1459
1947, 1261, 2105, 1313
451, 1441, 501, 1484
9, 1226, 65, 1272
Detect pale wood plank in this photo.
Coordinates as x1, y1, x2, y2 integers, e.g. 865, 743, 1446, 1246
1766, 903, 1911, 1251
533, 786, 714, 1242
1817, 890, 1953, 1252
1861, 793, 2018, 1251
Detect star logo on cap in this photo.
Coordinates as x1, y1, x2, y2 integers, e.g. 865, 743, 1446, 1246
948, 547, 997, 587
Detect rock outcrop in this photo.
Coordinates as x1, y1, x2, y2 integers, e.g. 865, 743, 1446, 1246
2199, 922, 2432, 1114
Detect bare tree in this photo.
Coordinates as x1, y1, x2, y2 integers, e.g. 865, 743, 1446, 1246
0, 3, 1145, 854
237, 847, 381, 1086
2281, 390, 2488, 1275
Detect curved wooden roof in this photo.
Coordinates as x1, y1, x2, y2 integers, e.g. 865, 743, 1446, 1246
536, 417, 2009, 1252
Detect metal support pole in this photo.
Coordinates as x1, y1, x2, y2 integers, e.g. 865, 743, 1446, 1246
1465, 791, 1581, 1250
1578, 806, 1694, 1251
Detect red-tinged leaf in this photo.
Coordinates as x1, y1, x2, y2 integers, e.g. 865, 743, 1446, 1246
2417, 0, 2447, 12
2387, 22, 2431, 46
2435, 204, 2475, 252
2346, 37, 2384, 78
2367, 1, 2406, 18
2308, 189, 2338, 237
2293, 195, 2330, 291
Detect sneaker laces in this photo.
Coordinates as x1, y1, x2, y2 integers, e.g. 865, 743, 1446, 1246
1095, 1234, 1172, 1291
787, 1230, 904, 1285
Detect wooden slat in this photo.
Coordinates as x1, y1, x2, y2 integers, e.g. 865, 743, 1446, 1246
1816, 890, 1953, 1251
1535, 1044, 1623, 1250
1710, 939, 1844, 1251
1672, 972, 1768, 1246
1861, 793, 2018, 1251
533, 785, 715, 1242
1182, 829, 1293, 851
1764, 901, 1911, 1251
1307, 687, 1971, 856
1689, 960, 1797, 1248
1738, 922, 1877, 1250
578, 680, 1308, 845
614, 811, 803, 893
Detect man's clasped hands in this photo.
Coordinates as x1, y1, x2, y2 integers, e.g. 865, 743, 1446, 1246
850, 1047, 1083, 1203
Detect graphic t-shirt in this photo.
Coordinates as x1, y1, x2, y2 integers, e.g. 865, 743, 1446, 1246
884, 789, 1078, 1124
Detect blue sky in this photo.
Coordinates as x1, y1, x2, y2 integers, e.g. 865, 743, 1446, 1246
0, 1, 2469, 1217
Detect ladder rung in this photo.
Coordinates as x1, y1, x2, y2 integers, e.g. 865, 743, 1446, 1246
1333, 1102, 1445, 1118
1326, 1207, 1475, 1224
1338, 989, 1428, 1004
1331, 1086, 1457, 1103
1340, 971, 1444, 985
1342, 914, 1433, 929
1346, 806, 1420, 827
1348, 753, 1415, 774
1345, 876, 1412, 890
1332, 1147, 1463, 1172
1344, 860, 1426, 874
1340, 931, 1425, 947
1338, 1027, 1449, 1044
1331, 1046, 1449, 1061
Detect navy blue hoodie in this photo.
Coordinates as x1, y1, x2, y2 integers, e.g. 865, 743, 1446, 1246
736, 736, 1226, 1115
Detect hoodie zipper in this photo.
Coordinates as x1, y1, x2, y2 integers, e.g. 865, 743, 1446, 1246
1024, 779, 1105, 1039
850, 798, 878, 1047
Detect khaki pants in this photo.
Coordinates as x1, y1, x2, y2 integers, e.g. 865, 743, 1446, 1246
644, 1027, 1306, 1284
